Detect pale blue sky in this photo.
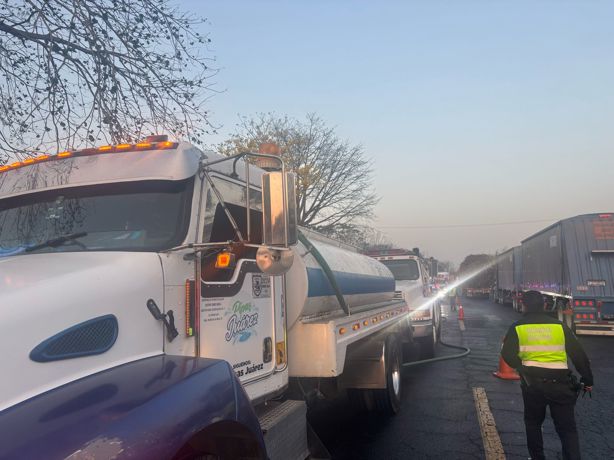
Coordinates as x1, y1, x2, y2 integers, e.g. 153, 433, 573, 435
191, 1, 614, 264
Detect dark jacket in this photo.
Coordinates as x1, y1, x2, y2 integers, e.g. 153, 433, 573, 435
501, 312, 594, 386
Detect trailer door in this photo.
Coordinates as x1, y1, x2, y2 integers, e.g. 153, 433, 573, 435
564, 215, 614, 300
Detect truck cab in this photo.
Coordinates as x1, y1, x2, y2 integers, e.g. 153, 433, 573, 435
368, 250, 441, 358
0, 138, 300, 458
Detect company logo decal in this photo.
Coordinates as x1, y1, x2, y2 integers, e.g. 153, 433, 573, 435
225, 301, 259, 343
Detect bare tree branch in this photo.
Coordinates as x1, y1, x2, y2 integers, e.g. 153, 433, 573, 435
0, 0, 217, 162
218, 113, 379, 233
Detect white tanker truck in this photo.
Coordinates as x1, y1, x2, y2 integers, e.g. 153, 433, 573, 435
0, 138, 414, 460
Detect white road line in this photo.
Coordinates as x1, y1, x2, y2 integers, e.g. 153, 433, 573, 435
472, 387, 506, 460
459, 319, 466, 331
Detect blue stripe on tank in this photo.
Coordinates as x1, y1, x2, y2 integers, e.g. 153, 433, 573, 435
306, 267, 394, 297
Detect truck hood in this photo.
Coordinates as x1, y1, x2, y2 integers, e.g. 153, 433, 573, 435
0, 252, 165, 412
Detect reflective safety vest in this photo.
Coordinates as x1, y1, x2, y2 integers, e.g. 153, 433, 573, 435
515, 323, 568, 370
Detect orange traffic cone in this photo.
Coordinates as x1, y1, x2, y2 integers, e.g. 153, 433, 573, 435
458, 304, 465, 320
493, 355, 520, 380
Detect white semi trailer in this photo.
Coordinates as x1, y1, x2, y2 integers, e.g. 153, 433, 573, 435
0, 138, 413, 459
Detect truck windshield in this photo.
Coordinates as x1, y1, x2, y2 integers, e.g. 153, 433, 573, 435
381, 259, 420, 281
0, 179, 193, 257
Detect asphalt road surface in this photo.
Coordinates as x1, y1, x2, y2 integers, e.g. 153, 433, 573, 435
309, 297, 614, 459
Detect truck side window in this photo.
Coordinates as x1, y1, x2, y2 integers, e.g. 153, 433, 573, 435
202, 177, 263, 282
203, 177, 262, 244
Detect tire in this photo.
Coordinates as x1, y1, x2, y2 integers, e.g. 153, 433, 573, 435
347, 388, 369, 413
418, 324, 436, 360
373, 335, 402, 415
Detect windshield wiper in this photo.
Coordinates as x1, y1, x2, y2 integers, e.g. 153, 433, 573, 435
25, 232, 88, 253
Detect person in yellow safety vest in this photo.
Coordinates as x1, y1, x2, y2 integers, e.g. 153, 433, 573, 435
501, 290, 593, 460
447, 286, 457, 311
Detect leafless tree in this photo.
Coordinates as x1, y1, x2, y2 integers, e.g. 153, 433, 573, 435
438, 260, 456, 274
219, 113, 378, 232
0, 0, 216, 163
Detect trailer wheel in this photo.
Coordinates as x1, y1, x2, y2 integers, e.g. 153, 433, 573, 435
374, 335, 402, 415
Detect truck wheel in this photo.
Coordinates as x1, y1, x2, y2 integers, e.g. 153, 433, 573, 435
374, 335, 402, 415
418, 324, 436, 360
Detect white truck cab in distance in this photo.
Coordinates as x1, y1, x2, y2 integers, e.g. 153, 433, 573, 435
368, 250, 441, 359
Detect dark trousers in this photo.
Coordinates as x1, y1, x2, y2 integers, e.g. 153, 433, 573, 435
521, 379, 580, 460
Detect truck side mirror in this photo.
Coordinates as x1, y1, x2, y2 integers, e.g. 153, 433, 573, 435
261, 172, 298, 247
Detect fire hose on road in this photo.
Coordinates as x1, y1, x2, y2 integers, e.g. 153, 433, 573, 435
402, 316, 471, 368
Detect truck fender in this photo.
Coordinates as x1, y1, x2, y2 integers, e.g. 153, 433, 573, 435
0, 355, 265, 460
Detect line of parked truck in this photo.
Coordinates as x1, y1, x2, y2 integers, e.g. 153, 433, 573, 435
492, 214, 614, 336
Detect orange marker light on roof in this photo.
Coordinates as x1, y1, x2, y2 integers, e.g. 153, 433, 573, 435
98, 145, 113, 151
116, 144, 131, 150
158, 141, 174, 149
0, 165, 9, 172
35, 154, 49, 161
22, 158, 35, 164
58, 151, 72, 158
9, 162, 22, 168
136, 142, 153, 149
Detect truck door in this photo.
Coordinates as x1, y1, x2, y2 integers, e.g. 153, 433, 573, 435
198, 175, 278, 382
201, 263, 278, 382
